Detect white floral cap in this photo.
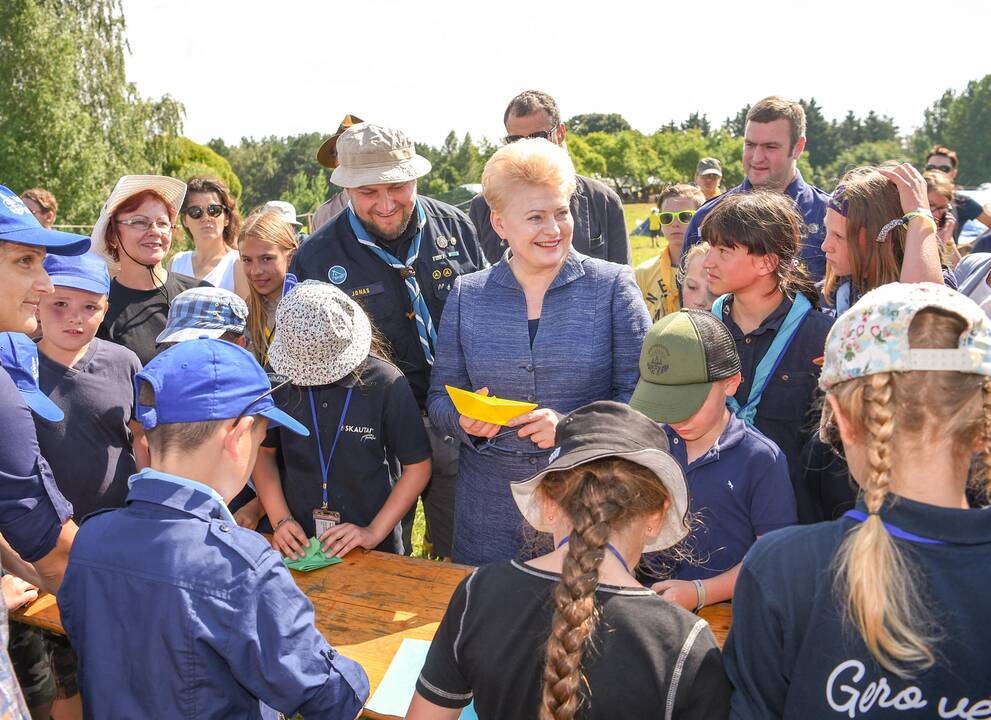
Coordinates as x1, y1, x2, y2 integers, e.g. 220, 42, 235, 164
820, 282, 991, 390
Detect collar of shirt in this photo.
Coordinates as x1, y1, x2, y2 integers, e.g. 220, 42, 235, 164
663, 412, 747, 471
853, 494, 991, 546
126, 467, 236, 525
490, 247, 588, 291
720, 294, 794, 338
741, 169, 810, 201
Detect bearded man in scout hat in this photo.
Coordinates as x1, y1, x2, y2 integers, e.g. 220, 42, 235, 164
290, 122, 486, 559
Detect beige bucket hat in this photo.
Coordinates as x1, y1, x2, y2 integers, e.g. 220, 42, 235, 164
90, 175, 186, 267
330, 123, 432, 189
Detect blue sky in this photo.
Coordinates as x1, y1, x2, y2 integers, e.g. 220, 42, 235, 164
121, 0, 991, 148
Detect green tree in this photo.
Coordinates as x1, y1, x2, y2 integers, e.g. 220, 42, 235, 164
942, 75, 991, 185
0, 0, 183, 225
163, 137, 241, 199
680, 113, 711, 136
565, 113, 632, 135
908, 89, 955, 163
799, 98, 836, 171
721, 105, 750, 137
821, 140, 908, 190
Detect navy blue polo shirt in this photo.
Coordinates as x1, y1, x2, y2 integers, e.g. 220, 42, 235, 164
660, 414, 795, 581
0, 368, 73, 562
262, 356, 431, 553
58, 469, 369, 718
290, 196, 485, 409
725, 495, 991, 718
683, 170, 829, 281
718, 294, 833, 483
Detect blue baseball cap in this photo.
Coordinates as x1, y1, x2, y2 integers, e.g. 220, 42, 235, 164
43, 252, 111, 295
0, 185, 90, 255
156, 287, 248, 344
0, 332, 64, 422
134, 338, 308, 436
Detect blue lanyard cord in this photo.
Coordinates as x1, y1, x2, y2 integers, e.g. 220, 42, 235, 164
842, 510, 946, 545
557, 535, 631, 574
712, 293, 813, 427
307, 387, 353, 509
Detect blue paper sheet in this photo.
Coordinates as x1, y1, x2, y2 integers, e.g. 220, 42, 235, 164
365, 638, 477, 718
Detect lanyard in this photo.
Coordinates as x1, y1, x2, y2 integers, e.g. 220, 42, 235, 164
712, 293, 813, 427
307, 387, 353, 509
842, 510, 946, 545
557, 535, 631, 574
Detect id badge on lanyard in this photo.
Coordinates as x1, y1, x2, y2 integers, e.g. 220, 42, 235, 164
308, 386, 353, 537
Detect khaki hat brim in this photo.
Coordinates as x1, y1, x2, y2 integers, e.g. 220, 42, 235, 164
700, 169, 722, 176
629, 379, 713, 424
330, 155, 432, 189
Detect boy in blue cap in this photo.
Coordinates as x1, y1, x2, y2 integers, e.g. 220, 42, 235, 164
57, 338, 369, 719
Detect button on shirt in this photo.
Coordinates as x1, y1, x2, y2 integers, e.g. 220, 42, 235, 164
58, 469, 369, 719
683, 171, 829, 281
290, 196, 486, 409
659, 414, 796, 581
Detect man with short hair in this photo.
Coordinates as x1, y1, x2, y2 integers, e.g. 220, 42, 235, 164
20, 188, 57, 229
469, 90, 632, 265
682, 96, 829, 280
925, 144, 991, 243
694, 157, 724, 200
291, 123, 485, 559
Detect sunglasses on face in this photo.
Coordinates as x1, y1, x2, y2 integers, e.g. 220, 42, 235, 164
660, 210, 695, 225
503, 129, 554, 144
115, 218, 174, 233
925, 163, 953, 174
184, 204, 226, 219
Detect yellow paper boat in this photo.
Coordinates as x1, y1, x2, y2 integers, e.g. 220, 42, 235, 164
445, 386, 537, 426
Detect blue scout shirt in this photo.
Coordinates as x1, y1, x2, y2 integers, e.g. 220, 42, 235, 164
659, 414, 795, 581
683, 171, 829, 281
58, 468, 369, 719
290, 195, 485, 409
725, 496, 991, 718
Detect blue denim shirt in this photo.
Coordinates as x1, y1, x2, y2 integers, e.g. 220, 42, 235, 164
683, 170, 829, 281
58, 469, 369, 719
428, 250, 650, 564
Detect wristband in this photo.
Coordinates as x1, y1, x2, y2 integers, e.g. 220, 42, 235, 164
274, 516, 296, 532
692, 579, 706, 613
904, 208, 937, 231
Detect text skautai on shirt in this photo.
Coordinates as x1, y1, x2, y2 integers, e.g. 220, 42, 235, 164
827, 660, 991, 718
344, 424, 376, 442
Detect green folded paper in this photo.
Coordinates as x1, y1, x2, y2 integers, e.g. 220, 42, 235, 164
283, 537, 342, 572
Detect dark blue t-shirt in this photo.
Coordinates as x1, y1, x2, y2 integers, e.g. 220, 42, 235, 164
724, 495, 991, 718
657, 414, 796, 581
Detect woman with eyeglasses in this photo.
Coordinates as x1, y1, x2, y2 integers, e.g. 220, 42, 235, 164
427, 139, 651, 566
635, 183, 705, 322
170, 176, 246, 295
93, 175, 211, 365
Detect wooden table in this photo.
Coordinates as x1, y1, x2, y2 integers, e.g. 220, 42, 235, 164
13, 551, 732, 719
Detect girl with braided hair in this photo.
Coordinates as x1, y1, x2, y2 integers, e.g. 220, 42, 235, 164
724, 282, 991, 718
408, 401, 730, 720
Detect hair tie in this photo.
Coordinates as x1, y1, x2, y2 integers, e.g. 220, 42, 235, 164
874, 217, 904, 243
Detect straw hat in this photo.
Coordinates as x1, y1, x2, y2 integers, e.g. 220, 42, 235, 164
90, 175, 186, 267
330, 124, 432, 189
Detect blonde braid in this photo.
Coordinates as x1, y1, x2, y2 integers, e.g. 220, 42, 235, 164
834, 373, 936, 676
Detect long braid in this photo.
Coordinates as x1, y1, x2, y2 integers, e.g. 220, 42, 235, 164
835, 372, 936, 676
539, 472, 621, 720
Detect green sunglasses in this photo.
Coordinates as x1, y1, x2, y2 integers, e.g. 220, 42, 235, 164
660, 210, 695, 225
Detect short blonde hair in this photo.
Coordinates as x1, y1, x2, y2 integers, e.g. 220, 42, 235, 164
481, 138, 576, 215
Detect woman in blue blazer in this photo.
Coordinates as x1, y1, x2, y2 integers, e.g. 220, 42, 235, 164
428, 139, 650, 565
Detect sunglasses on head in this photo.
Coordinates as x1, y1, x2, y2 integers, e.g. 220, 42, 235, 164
184, 204, 226, 219
925, 163, 953, 174
503, 129, 554, 144
660, 210, 695, 225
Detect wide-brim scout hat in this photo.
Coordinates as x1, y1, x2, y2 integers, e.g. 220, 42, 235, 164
0, 185, 90, 256
268, 280, 372, 386
511, 401, 690, 552
330, 123, 432, 189
90, 175, 186, 268
316, 114, 364, 169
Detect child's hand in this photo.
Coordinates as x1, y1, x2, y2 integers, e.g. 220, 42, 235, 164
651, 579, 700, 612
507, 408, 561, 449
2, 575, 38, 611
878, 163, 928, 215
273, 518, 308, 560
319, 523, 382, 558
234, 498, 264, 531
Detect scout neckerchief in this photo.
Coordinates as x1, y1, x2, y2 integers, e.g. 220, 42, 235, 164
348, 202, 436, 364
307, 386, 353, 510
128, 467, 236, 525
711, 292, 813, 427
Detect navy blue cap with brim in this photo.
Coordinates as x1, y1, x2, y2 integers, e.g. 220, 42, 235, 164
0, 186, 90, 256
0, 332, 64, 422
134, 338, 309, 437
